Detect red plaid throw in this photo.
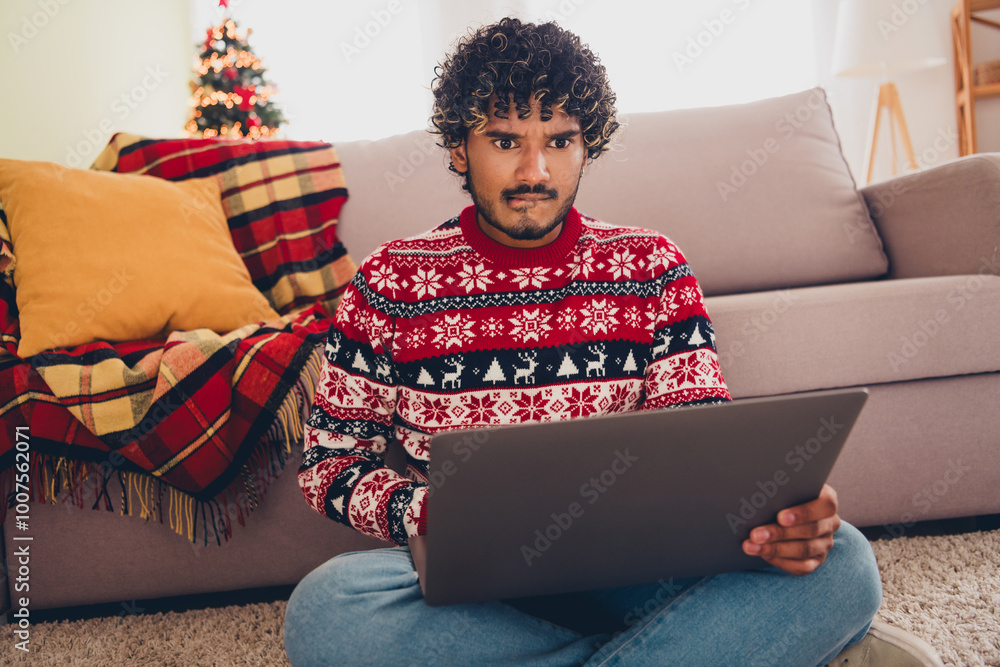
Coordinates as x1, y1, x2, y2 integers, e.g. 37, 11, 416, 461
0, 135, 355, 542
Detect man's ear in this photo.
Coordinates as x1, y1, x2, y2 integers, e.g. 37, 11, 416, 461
450, 142, 469, 174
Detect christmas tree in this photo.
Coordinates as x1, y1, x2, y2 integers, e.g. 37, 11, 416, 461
556, 353, 580, 378
483, 358, 507, 384
186, 17, 286, 139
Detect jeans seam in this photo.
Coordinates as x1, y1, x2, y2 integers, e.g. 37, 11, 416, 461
589, 576, 712, 667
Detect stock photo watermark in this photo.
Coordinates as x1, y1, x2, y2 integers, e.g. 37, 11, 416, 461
383, 132, 442, 192
673, 0, 754, 74
887, 254, 999, 372
11, 426, 32, 652
340, 0, 405, 63
64, 64, 169, 168
878, 0, 934, 40
520, 448, 639, 566
880, 458, 971, 538
843, 125, 958, 244
424, 429, 490, 498
581, 577, 684, 665
717, 289, 798, 370
726, 416, 844, 534
715, 89, 826, 202
45, 266, 135, 350
540, 0, 589, 23
7, 0, 73, 53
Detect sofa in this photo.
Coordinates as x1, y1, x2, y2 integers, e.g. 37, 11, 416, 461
2, 87, 999, 614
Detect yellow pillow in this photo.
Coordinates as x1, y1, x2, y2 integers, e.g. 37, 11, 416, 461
0, 159, 280, 358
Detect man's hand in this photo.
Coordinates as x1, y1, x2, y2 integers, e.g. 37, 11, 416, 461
741, 484, 841, 576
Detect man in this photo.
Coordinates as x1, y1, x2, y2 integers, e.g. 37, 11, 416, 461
284, 17, 900, 666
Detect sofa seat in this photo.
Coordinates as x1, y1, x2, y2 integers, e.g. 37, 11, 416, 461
707, 274, 1000, 398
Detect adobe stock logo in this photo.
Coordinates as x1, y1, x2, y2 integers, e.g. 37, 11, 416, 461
725, 416, 843, 534
520, 448, 639, 566
7, 0, 73, 53
340, 1, 405, 63
672, 0, 754, 73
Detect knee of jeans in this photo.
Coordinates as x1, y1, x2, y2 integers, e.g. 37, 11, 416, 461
285, 549, 416, 666
289, 548, 415, 612
829, 523, 883, 619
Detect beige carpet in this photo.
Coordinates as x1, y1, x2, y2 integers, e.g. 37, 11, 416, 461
868, 528, 1000, 666
5, 529, 999, 666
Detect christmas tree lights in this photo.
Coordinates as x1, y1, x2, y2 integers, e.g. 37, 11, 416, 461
186, 17, 286, 139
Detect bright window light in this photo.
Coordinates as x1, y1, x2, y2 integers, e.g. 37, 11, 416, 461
189, 1, 818, 142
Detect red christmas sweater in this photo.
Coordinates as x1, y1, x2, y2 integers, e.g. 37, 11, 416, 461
299, 206, 731, 544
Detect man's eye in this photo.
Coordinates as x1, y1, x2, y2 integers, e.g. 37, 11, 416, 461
493, 138, 514, 150
551, 138, 571, 149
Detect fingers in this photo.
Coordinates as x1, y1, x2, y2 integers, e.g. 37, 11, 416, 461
761, 553, 829, 577
740, 485, 843, 576
742, 531, 835, 576
775, 484, 839, 528
749, 515, 842, 544
745, 530, 835, 560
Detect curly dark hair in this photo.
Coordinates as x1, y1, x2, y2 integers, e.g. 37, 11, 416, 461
431, 18, 619, 173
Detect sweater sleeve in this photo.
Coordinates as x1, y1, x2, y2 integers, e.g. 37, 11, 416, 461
298, 254, 428, 545
641, 238, 732, 410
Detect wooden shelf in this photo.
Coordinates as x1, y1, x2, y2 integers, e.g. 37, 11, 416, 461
973, 82, 1000, 98
954, 0, 1000, 154
970, 0, 1000, 12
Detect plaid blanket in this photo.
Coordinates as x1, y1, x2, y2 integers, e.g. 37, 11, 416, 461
93, 133, 357, 316
0, 136, 354, 542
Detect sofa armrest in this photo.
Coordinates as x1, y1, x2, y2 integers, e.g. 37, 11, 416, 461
860, 154, 1000, 280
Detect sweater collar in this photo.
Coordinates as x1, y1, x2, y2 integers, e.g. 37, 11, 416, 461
459, 205, 582, 268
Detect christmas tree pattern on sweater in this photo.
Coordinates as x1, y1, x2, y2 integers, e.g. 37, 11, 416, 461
300, 206, 731, 545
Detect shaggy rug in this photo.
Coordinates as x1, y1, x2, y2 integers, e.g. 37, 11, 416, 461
4, 529, 999, 666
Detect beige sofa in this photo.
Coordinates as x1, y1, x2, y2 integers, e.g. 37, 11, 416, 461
5, 87, 999, 613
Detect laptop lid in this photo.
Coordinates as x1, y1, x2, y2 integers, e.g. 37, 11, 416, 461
415, 387, 868, 606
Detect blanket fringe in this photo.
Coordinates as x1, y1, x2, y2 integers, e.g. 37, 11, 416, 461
6, 345, 325, 545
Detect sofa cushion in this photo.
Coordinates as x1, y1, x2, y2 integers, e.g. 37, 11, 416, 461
333, 131, 470, 264
92, 133, 356, 316
574, 87, 889, 296
861, 153, 1000, 280
0, 159, 279, 358
707, 274, 1000, 398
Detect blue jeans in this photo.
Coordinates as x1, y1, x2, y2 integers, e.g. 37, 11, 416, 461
284, 523, 881, 666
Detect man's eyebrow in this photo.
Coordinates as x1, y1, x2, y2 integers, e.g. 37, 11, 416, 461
482, 128, 582, 140
483, 130, 520, 140
548, 129, 580, 140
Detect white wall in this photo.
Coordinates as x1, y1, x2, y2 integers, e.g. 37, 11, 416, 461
0, 0, 191, 165
1, 0, 995, 177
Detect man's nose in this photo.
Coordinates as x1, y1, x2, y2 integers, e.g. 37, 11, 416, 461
515, 146, 549, 183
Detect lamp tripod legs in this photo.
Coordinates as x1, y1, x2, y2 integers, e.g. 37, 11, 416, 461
864, 82, 919, 184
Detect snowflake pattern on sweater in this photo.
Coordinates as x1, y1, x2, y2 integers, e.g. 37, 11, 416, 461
300, 206, 731, 544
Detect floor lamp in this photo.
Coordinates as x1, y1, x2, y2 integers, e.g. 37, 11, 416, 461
832, 0, 948, 183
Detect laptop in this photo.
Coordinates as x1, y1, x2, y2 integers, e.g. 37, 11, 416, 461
410, 387, 868, 606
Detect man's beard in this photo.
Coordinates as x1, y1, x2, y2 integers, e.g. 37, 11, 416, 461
466, 167, 582, 242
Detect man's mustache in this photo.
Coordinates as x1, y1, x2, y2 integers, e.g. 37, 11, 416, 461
502, 184, 559, 199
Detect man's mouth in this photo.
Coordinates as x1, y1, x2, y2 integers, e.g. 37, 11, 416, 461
503, 187, 558, 206
507, 193, 550, 204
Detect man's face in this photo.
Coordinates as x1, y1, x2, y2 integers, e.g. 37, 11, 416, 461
450, 96, 587, 249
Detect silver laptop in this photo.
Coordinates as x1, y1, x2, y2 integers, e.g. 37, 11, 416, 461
410, 387, 868, 606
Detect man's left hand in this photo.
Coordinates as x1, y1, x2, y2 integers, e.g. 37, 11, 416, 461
741, 483, 841, 576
